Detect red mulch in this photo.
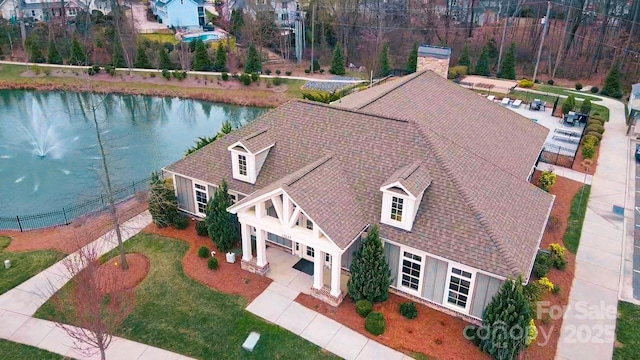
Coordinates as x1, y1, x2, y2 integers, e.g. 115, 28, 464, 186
97, 253, 150, 295
296, 293, 488, 360
0, 197, 148, 254
571, 143, 600, 175
525, 172, 583, 360
143, 220, 272, 302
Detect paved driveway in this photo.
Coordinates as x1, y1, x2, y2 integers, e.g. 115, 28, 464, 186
131, 3, 167, 32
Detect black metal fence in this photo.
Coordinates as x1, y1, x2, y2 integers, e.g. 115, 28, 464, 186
0, 177, 152, 232
538, 143, 578, 168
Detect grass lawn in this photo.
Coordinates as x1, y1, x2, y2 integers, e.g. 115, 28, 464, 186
615, 301, 640, 359
0, 339, 65, 359
0, 236, 66, 295
563, 185, 591, 253
533, 84, 602, 102
35, 233, 338, 359
138, 33, 178, 44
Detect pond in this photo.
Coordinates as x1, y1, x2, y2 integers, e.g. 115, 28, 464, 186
0, 90, 265, 217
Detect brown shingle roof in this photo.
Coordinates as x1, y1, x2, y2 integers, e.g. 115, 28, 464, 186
236, 128, 275, 154
381, 161, 433, 198
165, 94, 553, 278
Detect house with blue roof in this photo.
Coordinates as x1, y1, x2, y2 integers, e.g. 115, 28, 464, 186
150, 0, 206, 29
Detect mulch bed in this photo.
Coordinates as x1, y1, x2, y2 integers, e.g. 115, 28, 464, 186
296, 293, 488, 360
525, 172, 583, 359
571, 143, 600, 175
97, 253, 150, 295
0, 196, 149, 254
143, 220, 271, 302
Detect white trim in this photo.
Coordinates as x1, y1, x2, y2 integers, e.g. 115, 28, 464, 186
380, 181, 418, 200
522, 193, 556, 285
443, 263, 476, 314
193, 182, 209, 216
397, 247, 425, 297
161, 168, 249, 197
227, 141, 250, 153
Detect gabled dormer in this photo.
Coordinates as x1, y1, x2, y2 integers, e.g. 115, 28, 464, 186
227, 129, 274, 184
380, 162, 432, 231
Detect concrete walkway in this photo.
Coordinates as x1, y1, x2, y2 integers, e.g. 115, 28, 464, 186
246, 283, 412, 360
555, 94, 628, 360
0, 211, 192, 360
536, 162, 593, 185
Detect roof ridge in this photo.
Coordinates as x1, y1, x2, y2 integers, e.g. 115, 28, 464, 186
351, 71, 426, 109
285, 154, 334, 187
243, 128, 269, 141
296, 99, 410, 124
415, 125, 519, 275
400, 161, 422, 180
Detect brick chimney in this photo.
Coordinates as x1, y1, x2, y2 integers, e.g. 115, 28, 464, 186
417, 45, 451, 78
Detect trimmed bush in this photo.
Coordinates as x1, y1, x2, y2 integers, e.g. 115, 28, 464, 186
590, 86, 599, 93
575, 83, 583, 90
534, 252, 552, 278
587, 118, 604, 127
399, 301, 418, 319
304, 68, 311, 74
547, 79, 554, 85
173, 213, 190, 229
549, 243, 567, 270
105, 65, 116, 76
539, 170, 556, 192
355, 300, 373, 318
221, 72, 229, 81
198, 246, 210, 258
196, 221, 209, 236
447, 65, 468, 80
586, 124, 605, 134
162, 68, 171, 80
519, 78, 534, 88
273, 77, 283, 86
264, 69, 272, 75
580, 99, 592, 114
285, 71, 292, 76
585, 131, 602, 143
365, 312, 386, 335
552, 284, 562, 294
582, 142, 596, 159
319, 69, 325, 74
250, 72, 259, 82
275, 69, 281, 75
562, 95, 576, 114
208, 257, 219, 270
87, 67, 96, 76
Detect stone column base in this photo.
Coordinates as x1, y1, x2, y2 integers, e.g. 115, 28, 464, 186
311, 285, 345, 307
241, 258, 270, 276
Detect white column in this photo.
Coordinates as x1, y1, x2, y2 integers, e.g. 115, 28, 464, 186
256, 229, 267, 267
241, 223, 252, 261
313, 249, 324, 290
330, 252, 342, 297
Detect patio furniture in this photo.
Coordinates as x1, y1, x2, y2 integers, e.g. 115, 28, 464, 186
501, 97, 511, 106
563, 112, 579, 127
552, 135, 580, 144
511, 99, 522, 108
530, 99, 542, 111
487, 95, 495, 101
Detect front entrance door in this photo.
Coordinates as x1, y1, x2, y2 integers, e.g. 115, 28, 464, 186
301, 244, 315, 262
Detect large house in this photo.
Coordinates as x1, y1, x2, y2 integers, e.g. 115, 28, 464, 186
0, 0, 110, 23
163, 69, 554, 321
150, 0, 206, 29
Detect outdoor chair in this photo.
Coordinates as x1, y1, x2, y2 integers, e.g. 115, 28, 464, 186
487, 95, 495, 102
511, 99, 522, 108
500, 97, 510, 106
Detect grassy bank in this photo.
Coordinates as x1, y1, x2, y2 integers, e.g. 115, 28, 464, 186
563, 185, 591, 253
35, 233, 337, 359
0, 339, 64, 360
0, 236, 66, 295
615, 301, 640, 359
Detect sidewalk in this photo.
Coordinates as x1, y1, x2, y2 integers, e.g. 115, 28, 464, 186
247, 283, 412, 360
0, 211, 192, 360
536, 162, 593, 185
555, 95, 627, 360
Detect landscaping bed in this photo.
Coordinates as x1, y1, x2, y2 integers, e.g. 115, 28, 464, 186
35, 233, 337, 359
296, 292, 487, 360
97, 253, 150, 295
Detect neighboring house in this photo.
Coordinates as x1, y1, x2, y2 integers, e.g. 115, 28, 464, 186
0, 0, 109, 22
163, 69, 554, 321
229, 0, 303, 28
150, 0, 206, 29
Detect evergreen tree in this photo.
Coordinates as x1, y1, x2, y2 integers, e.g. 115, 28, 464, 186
70, 38, 88, 66
347, 225, 391, 303
148, 172, 178, 228
406, 42, 418, 73
601, 61, 623, 98
192, 39, 211, 71
500, 43, 517, 80
213, 42, 227, 72
244, 43, 261, 73
205, 180, 240, 253
562, 95, 576, 114
111, 37, 127, 68
219, 121, 232, 137
580, 99, 592, 114
134, 43, 152, 69
330, 43, 345, 75
378, 43, 391, 77
485, 38, 499, 65
0, 45, 4, 60
475, 47, 491, 76
458, 41, 471, 69
478, 276, 532, 360
29, 41, 45, 63
158, 47, 173, 70
230, 9, 244, 38
47, 40, 62, 65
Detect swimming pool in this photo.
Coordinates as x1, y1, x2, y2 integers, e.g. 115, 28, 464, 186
183, 32, 223, 43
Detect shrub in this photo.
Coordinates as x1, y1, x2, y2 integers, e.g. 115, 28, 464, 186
198, 246, 210, 258
264, 69, 272, 75
546, 215, 561, 231
547, 79, 554, 85
580, 99, 592, 114
221, 72, 229, 81
196, 221, 209, 236
365, 312, 386, 335
87, 67, 96, 76
275, 69, 281, 75
173, 213, 190, 229
526, 319, 538, 346
91, 65, 101, 74
148, 173, 178, 227
172, 70, 187, 80
575, 83, 583, 90
250, 72, 259, 82
205, 180, 240, 253
549, 243, 567, 270
273, 76, 283, 86
538, 277, 554, 292
208, 257, 219, 270
312, 58, 320, 71
43, 68, 51, 76
583, 134, 599, 145
523, 281, 543, 307
552, 284, 561, 294
539, 170, 556, 192
399, 301, 418, 319
319, 69, 325, 74
304, 68, 311, 74
149, 72, 156, 78
534, 252, 552, 278
347, 225, 390, 303
447, 65, 468, 80
562, 95, 576, 114
355, 299, 373, 318
587, 118, 604, 127
240, 73, 251, 86
590, 86, 599, 93
162, 68, 171, 80
519, 78, 534, 88
586, 124, 605, 134
582, 141, 596, 159
285, 71, 292, 76
105, 65, 116, 76
586, 131, 602, 142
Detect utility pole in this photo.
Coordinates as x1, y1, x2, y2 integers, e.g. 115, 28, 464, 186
533, 0, 551, 84
310, 1, 315, 73
496, 0, 512, 73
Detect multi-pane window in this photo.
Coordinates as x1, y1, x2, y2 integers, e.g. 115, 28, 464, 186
401, 251, 422, 291
195, 184, 207, 214
306, 220, 313, 230
325, 253, 331, 263
391, 196, 403, 221
238, 154, 247, 176
229, 193, 237, 205
306, 246, 315, 258
447, 268, 472, 309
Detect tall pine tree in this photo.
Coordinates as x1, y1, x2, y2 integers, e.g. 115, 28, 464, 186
148, 172, 178, 228
406, 42, 418, 73
458, 41, 471, 69
478, 276, 532, 360
213, 42, 227, 72
347, 225, 391, 303
134, 43, 152, 69
205, 180, 239, 253
500, 43, 517, 80
111, 37, 127, 68
158, 48, 173, 70
70, 38, 88, 66
47, 40, 62, 65
601, 61, 623, 98
330, 43, 345, 75
378, 43, 391, 77
244, 43, 261, 73
475, 47, 491, 76
29, 41, 45, 63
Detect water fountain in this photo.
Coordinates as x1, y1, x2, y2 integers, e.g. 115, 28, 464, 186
18, 94, 68, 160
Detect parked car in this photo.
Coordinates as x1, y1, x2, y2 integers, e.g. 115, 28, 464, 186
635, 144, 640, 162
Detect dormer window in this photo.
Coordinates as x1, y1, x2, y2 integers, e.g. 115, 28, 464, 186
227, 129, 275, 184
380, 162, 432, 231
238, 154, 248, 176
391, 196, 403, 222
